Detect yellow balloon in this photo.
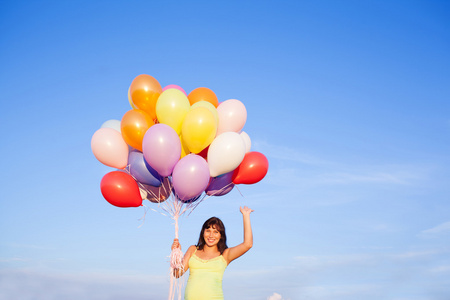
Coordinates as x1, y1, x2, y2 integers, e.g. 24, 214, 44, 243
179, 134, 190, 159
181, 107, 217, 154
156, 89, 190, 134
191, 100, 219, 127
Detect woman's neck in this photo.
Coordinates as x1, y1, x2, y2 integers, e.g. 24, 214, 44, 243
200, 245, 220, 257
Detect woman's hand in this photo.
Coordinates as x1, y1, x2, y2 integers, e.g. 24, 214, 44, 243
240, 206, 254, 216
171, 238, 181, 250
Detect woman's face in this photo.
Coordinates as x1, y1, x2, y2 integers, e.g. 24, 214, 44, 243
203, 225, 221, 248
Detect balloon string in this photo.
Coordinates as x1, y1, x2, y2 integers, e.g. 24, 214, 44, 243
235, 185, 244, 197
174, 213, 179, 239
168, 211, 184, 300
138, 204, 149, 228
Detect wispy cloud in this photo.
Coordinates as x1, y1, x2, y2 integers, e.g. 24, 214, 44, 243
294, 253, 378, 270
223, 246, 450, 300
256, 139, 431, 189
295, 249, 445, 269
7, 242, 55, 250
253, 140, 333, 166
0, 257, 27, 263
0, 269, 167, 300
419, 221, 450, 237
429, 265, 450, 274
300, 283, 382, 299
265, 165, 423, 189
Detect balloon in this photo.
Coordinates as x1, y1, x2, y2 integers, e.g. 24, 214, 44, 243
139, 187, 148, 200
188, 87, 218, 108
128, 87, 138, 109
121, 109, 155, 151
191, 101, 219, 127
181, 107, 217, 154
101, 119, 121, 133
207, 132, 246, 177
142, 124, 181, 177
197, 145, 209, 160
142, 177, 172, 203
216, 99, 247, 136
128, 150, 163, 186
163, 84, 187, 95
206, 172, 235, 196
100, 171, 142, 207
179, 135, 190, 159
91, 128, 129, 169
172, 154, 210, 201
232, 151, 269, 185
129, 74, 162, 120
240, 131, 251, 153
156, 89, 190, 134
181, 194, 201, 204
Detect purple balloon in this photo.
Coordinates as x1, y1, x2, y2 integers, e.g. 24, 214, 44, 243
142, 124, 181, 177
141, 177, 172, 203
128, 151, 163, 186
205, 171, 235, 196
172, 154, 210, 201
180, 194, 201, 204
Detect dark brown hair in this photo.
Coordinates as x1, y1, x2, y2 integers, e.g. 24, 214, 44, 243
196, 217, 228, 254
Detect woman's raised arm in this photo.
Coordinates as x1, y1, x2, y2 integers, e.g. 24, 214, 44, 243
223, 206, 254, 264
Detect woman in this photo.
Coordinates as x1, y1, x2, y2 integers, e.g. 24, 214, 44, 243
171, 206, 254, 300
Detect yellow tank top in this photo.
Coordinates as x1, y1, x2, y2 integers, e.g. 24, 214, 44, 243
185, 249, 228, 300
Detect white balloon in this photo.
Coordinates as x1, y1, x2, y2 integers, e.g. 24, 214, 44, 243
101, 119, 121, 133
207, 132, 246, 177
216, 99, 247, 136
139, 188, 148, 200
240, 131, 251, 153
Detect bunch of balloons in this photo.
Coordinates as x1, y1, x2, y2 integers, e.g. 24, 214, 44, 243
91, 74, 269, 209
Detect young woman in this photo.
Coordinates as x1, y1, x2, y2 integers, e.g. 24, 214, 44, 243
171, 206, 254, 300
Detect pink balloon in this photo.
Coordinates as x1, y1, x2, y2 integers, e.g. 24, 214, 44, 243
91, 128, 129, 169
172, 154, 210, 201
162, 85, 187, 96
142, 124, 181, 177
216, 99, 247, 136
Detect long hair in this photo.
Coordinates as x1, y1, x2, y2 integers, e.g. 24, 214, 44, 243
196, 217, 228, 254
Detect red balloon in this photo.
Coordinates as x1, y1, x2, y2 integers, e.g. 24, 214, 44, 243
197, 145, 209, 160
232, 152, 268, 185
100, 171, 142, 207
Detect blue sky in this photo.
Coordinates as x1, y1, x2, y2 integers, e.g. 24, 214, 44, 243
1, 1, 449, 299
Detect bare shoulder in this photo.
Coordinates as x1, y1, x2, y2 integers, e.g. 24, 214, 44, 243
222, 248, 231, 262
187, 245, 197, 252
185, 245, 197, 257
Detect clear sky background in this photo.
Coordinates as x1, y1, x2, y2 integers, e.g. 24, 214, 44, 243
1, 1, 449, 299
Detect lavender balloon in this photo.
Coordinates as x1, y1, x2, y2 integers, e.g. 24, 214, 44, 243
128, 150, 163, 186
172, 154, 210, 201
142, 124, 181, 177
205, 171, 235, 196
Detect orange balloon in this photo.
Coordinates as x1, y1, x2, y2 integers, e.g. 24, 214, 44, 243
121, 109, 155, 151
187, 87, 219, 108
129, 74, 162, 120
